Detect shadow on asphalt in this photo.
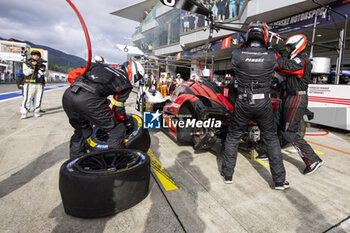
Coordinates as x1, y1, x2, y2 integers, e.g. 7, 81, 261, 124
172, 150, 209, 233
143, 133, 185, 233
42, 106, 63, 112
241, 152, 274, 188
0, 142, 68, 198
285, 189, 333, 233
41, 106, 64, 116
143, 132, 208, 233
49, 203, 110, 233
282, 153, 305, 174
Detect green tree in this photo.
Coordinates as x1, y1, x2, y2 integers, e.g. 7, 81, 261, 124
48, 63, 72, 73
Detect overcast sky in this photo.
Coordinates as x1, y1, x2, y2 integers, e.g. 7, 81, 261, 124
0, 0, 141, 64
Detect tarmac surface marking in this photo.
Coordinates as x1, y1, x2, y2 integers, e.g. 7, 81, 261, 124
147, 149, 179, 191
307, 140, 350, 155
238, 149, 270, 167
0, 84, 67, 103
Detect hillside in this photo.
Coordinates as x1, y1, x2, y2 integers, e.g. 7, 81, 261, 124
0, 37, 87, 69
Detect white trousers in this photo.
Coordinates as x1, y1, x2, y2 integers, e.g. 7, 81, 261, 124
20, 83, 44, 114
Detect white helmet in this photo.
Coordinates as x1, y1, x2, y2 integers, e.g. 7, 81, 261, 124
94, 56, 104, 64
127, 60, 145, 83
285, 34, 307, 59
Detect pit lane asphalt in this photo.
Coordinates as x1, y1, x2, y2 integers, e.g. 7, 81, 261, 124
0, 84, 349, 233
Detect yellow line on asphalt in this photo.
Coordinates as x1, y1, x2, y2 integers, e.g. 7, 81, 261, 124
238, 149, 270, 167
147, 149, 179, 191
314, 150, 325, 155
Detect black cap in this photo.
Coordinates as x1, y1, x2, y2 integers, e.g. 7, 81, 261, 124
30, 50, 41, 58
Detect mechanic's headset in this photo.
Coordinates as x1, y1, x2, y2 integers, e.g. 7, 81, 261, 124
127, 60, 145, 83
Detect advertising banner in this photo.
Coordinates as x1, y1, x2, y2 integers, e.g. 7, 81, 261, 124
269, 1, 350, 34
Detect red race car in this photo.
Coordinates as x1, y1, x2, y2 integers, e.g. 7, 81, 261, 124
140, 79, 310, 152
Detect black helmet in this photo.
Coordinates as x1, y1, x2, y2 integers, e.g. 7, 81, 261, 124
246, 21, 269, 46
30, 50, 41, 58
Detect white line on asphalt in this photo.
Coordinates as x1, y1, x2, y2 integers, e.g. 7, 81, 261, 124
0, 85, 67, 103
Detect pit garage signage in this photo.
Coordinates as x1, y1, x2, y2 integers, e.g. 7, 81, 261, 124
269, 1, 350, 34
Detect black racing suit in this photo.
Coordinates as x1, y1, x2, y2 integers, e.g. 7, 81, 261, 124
222, 42, 286, 184
62, 64, 132, 158
276, 52, 321, 166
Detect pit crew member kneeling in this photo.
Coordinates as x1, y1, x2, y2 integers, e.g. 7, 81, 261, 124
221, 21, 289, 190
62, 60, 144, 158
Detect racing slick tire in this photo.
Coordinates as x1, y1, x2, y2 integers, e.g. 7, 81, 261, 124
59, 149, 150, 218
87, 114, 151, 153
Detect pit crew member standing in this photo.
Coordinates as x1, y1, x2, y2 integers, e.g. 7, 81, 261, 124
221, 21, 288, 190
62, 61, 144, 158
276, 34, 324, 174
175, 73, 184, 86
190, 74, 199, 82
158, 73, 168, 97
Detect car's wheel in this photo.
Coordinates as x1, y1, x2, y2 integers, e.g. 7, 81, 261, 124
192, 126, 217, 150
87, 114, 151, 153
59, 149, 150, 218
176, 104, 194, 143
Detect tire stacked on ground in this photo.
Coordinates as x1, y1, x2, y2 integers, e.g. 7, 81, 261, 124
87, 114, 151, 153
59, 149, 150, 218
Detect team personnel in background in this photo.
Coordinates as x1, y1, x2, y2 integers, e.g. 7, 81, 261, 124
94, 55, 104, 64
276, 34, 324, 175
190, 74, 199, 82
224, 74, 238, 101
20, 50, 46, 119
158, 73, 168, 97
62, 60, 144, 158
221, 21, 289, 190
175, 73, 184, 86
